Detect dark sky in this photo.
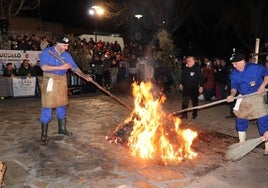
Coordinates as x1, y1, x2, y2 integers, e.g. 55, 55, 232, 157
20, 0, 92, 27
41, 1, 91, 27
19, 0, 247, 59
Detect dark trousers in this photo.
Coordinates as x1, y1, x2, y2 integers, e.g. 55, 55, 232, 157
95, 74, 103, 86
181, 90, 199, 118
103, 71, 110, 87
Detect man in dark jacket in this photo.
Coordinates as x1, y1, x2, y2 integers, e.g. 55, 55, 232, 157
179, 55, 204, 119
17, 59, 35, 77
3, 63, 18, 77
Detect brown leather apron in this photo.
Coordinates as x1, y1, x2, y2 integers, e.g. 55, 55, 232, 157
233, 94, 268, 120
41, 73, 68, 108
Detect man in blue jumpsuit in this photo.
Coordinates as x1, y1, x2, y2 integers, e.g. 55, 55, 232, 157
227, 52, 268, 155
39, 35, 92, 143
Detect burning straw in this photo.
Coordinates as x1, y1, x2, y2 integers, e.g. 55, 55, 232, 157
225, 137, 264, 161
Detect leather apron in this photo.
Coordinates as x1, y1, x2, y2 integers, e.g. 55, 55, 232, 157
233, 94, 268, 120
41, 73, 68, 108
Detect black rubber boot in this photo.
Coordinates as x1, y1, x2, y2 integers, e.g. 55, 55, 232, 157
41, 123, 49, 143
58, 118, 72, 136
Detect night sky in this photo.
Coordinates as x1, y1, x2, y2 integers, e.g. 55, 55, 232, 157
19, 0, 260, 59
21, 0, 91, 27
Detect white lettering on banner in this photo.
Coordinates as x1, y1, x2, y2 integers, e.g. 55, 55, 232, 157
0, 52, 21, 58
12, 77, 36, 97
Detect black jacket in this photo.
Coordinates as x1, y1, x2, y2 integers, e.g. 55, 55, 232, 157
180, 64, 204, 91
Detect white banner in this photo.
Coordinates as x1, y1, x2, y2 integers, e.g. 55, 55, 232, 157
0, 50, 41, 75
12, 77, 36, 97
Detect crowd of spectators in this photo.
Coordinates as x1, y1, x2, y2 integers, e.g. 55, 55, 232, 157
1, 33, 255, 98
0, 33, 162, 91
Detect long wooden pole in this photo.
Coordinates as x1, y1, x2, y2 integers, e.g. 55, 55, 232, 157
0, 161, 7, 187
48, 50, 132, 111
171, 91, 267, 116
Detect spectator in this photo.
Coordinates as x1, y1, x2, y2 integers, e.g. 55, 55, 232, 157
202, 60, 215, 101
111, 40, 121, 53
3, 62, 17, 77
179, 55, 204, 119
128, 54, 138, 82
17, 36, 31, 51
33, 60, 43, 76
117, 62, 126, 83
91, 55, 103, 86
29, 34, 40, 51
214, 58, 228, 100
103, 52, 112, 89
110, 58, 118, 87
136, 57, 146, 83
33, 60, 43, 97
17, 59, 35, 77
78, 49, 91, 73
40, 36, 50, 50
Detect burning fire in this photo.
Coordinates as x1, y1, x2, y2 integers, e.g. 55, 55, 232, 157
126, 82, 198, 164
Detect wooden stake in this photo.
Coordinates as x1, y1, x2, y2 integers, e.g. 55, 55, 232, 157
254, 38, 260, 63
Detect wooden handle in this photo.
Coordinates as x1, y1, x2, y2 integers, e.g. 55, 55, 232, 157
48, 50, 132, 111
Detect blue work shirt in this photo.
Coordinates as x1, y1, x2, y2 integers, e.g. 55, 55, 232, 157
39, 46, 78, 75
230, 63, 268, 95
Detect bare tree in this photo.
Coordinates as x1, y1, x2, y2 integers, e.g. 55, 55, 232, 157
97, 0, 203, 35
0, 0, 40, 34
135, 0, 197, 34
89, 0, 129, 26
0, 0, 40, 19
214, 0, 268, 50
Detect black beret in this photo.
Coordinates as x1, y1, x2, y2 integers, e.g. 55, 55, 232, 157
56, 35, 69, 44
230, 52, 245, 63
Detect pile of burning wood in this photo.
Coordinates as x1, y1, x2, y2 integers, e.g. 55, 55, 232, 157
106, 82, 198, 164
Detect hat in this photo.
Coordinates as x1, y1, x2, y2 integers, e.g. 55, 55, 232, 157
56, 35, 69, 44
230, 52, 245, 63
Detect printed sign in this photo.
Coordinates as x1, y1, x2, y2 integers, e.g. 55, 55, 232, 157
12, 77, 36, 97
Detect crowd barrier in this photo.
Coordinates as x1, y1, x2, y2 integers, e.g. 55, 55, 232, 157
0, 75, 97, 98
0, 76, 36, 97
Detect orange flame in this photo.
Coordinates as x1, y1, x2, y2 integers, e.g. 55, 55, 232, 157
127, 82, 197, 164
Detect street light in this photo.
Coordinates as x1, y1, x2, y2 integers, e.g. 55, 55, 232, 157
134, 14, 143, 41
89, 5, 104, 43
134, 14, 143, 19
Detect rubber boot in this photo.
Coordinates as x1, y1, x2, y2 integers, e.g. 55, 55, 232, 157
41, 123, 49, 143
238, 131, 246, 143
58, 118, 72, 136
264, 142, 268, 156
